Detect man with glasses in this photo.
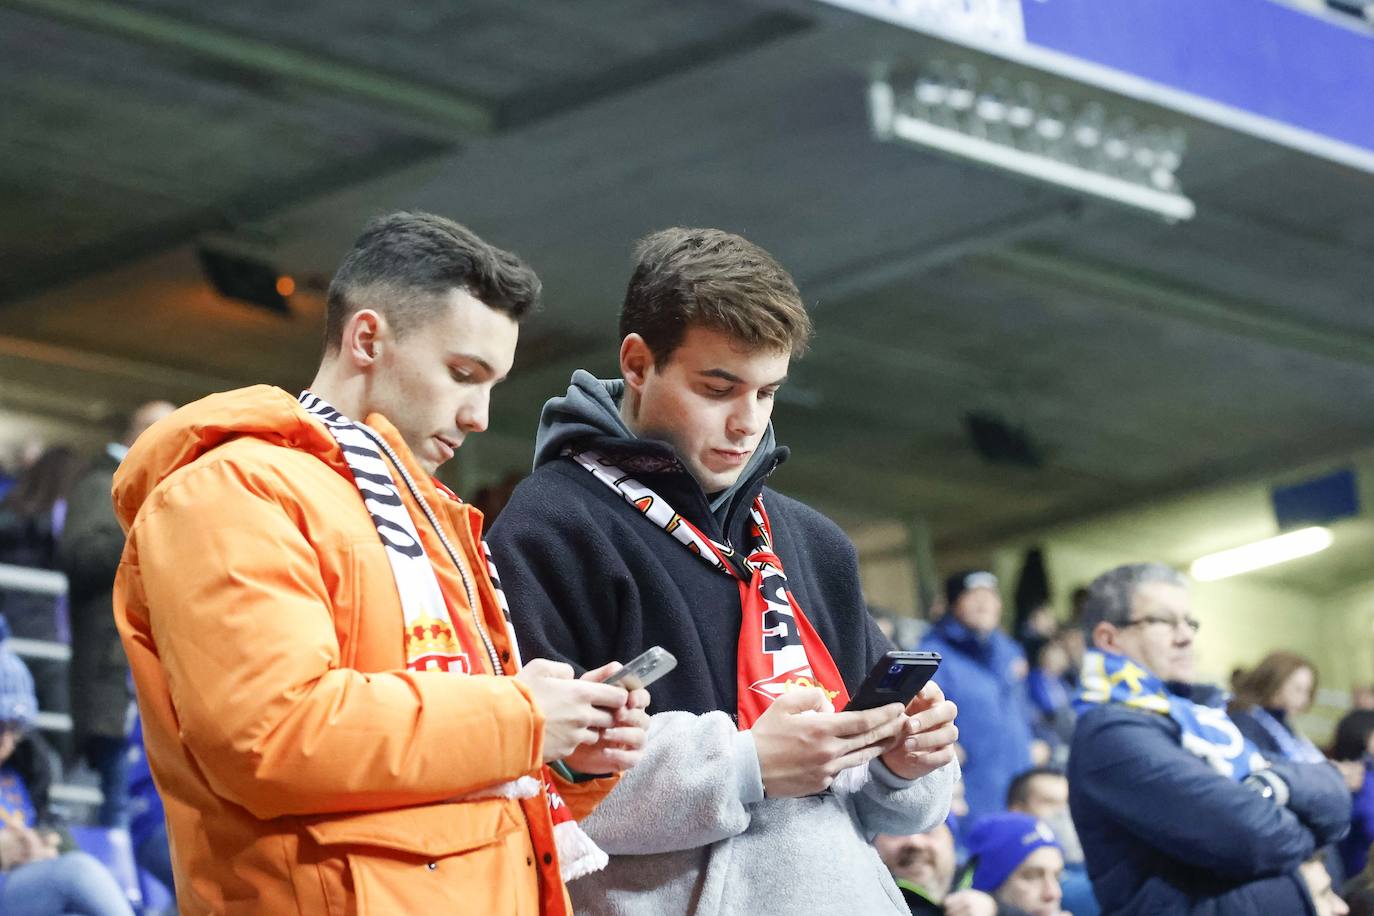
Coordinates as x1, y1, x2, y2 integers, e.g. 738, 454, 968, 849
1067, 562, 1349, 915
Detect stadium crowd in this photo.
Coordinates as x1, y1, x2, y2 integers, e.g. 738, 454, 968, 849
0, 213, 1368, 915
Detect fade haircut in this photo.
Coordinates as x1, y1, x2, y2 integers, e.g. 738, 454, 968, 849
323, 211, 541, 354
619, 227, 812, 366
1079, 562, 1188, 635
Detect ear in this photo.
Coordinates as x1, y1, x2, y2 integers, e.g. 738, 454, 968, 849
341, 309, 385, 368
1090, 621, 1118, 654
620, 333, 655, 391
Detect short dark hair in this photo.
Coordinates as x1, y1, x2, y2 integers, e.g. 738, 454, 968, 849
1079, 563, 1187, 635
1006, 766, 1066, 809
323, 211, 540, 354
1332, 709, 1374, 761
619, 227, 812, 365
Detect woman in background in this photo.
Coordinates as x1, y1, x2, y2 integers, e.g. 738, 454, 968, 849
1228, 651, 1326, 764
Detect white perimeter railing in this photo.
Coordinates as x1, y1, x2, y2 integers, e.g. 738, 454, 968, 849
0, 560, 102, 808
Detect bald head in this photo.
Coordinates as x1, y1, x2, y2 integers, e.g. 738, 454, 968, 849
122, 401, 176, 447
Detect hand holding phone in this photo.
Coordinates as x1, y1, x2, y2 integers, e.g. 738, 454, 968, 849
856, 652, 958, 780
559, 649, 667, 777
603, 646, 677, 691
845, 651, 941, 712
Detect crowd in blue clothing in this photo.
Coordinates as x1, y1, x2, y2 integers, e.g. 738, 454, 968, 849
5, 435, 1374, 915
877, 563, 1373, 916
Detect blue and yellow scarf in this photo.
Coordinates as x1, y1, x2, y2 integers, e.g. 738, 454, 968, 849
1075, 649, 1264, 781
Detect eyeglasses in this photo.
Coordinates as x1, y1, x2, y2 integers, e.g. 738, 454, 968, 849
1121, 615, 1200, 634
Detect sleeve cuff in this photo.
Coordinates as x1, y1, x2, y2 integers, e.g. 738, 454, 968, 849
732, 729, 766, 805
869, 756, 918, 791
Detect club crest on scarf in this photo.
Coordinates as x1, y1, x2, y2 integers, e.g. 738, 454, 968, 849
405, 614, 471, 673
1076, 648, 1264, 780
298, 392, 475, 675
569, 448, 848, 727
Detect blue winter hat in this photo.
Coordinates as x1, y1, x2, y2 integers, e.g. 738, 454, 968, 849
967, 813, 1060, 893
0, 615, 38, 732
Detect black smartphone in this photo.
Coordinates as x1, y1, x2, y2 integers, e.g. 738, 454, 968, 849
845, 650, 941, 711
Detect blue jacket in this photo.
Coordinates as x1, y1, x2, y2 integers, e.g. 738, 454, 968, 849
919, 617, 1032, 823
1069, 689, 1350, 915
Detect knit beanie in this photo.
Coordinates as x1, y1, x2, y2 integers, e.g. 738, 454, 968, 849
945, 570, 999, 607
0, 615, 38, 732
967, 813, 1061, 893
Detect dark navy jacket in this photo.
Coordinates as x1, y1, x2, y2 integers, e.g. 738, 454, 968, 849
487, 438, 894, 716
918, 616, 1032, 823
1068, 687, 1350, 915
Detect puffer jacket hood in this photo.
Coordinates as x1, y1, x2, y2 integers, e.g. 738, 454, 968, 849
114, 385, 343, 532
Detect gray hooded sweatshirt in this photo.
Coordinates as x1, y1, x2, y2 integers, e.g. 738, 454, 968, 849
536, 372, 958, 916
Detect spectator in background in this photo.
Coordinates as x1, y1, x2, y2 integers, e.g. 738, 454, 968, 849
1069, 563, 1350, 915
1332, 710, 1374, 880
965, 813, 1068, 916
877, 820, 1030, 916
1344, 847, 1374, 916
1302, 852, 1352, 916
0, 615, 133, 916
60, 401, 174, 828
875, 822, 959, 915
1228, 651, 1326, 765
1016, 602, 1058, 657
0, 446, 79, 634
1353, 686, 1374, 712
1006, 768, 1097, 916
1025, 637, 1076, 764
1059, 589, 1089, 691
920, 570, 1033, 823
0, 445, 80, 760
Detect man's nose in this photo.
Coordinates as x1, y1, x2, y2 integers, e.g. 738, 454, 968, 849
458, 391, 490, 433
728, 397, 763, 438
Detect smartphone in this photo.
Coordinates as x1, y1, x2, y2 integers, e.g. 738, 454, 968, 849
845, 650, 941, 711
603, 646, 678, 691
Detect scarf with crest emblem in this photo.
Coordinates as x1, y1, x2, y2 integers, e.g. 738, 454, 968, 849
568, 447, 849, 726
1075, 648, 1265, 780
299, 391, 607, 882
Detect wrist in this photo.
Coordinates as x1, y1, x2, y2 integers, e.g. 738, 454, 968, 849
733, 730, 766, 804
870, 754, 918, 789
1243, 768, 1290, 807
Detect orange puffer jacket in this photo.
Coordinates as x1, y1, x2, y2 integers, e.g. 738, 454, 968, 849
113, 386, 614, 915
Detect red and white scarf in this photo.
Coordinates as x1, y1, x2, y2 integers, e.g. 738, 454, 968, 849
300, 392, 606, 882
570, 448, 849, 728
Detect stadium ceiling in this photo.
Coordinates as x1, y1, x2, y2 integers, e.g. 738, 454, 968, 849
2, 0, 1373, 558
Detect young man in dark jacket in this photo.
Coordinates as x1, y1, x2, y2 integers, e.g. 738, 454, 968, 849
1068, 562, 1350, 915
488, 228, 960, 915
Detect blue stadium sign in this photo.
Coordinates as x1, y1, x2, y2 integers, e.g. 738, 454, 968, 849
819, 0, 1374, 173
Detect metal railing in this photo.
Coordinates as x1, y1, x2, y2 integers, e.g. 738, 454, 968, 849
0, 560, 105, 809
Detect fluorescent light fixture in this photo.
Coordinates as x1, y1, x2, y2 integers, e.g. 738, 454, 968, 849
869, 74, 1196, 222
1189, 526, 1333, 581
